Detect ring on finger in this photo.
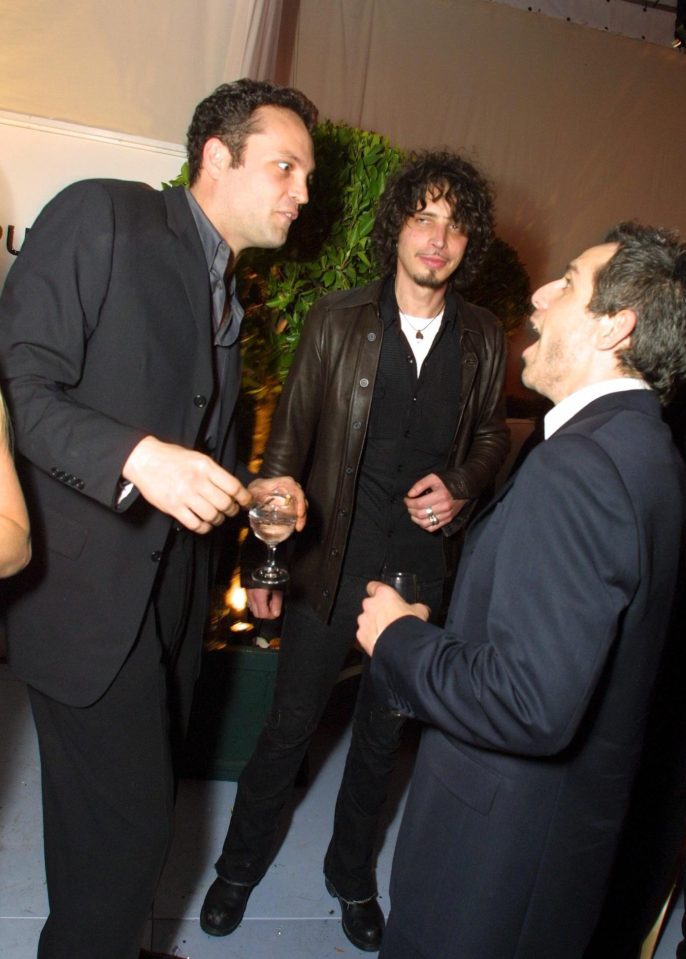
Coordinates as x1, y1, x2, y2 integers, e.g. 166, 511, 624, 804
426, 507, 439, 527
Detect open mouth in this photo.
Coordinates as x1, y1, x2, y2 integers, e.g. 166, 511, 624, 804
525, 318, 540, 344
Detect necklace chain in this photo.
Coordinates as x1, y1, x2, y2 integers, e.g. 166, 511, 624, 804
399, 306, 444, 340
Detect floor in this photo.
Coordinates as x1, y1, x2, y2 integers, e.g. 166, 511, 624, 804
1, 660, 684, 959
0, 662, 409, 958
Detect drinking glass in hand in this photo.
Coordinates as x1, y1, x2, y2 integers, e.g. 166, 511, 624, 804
248, 490, 297, 587
380, 570, 419, 604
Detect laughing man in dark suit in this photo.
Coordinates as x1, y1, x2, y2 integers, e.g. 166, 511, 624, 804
357, 222, 686, 959
0, 79, 315, 959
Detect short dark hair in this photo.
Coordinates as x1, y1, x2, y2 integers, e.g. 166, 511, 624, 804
372, 150, 494, 289
186, 78, 318, 184
589, 221, 686, 404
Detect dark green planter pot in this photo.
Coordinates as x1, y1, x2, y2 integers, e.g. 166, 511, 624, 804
184, 643, 278, 781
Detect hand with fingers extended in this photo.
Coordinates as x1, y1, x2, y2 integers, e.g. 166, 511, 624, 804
122, 435, 252, 533
404, 472, 467, 533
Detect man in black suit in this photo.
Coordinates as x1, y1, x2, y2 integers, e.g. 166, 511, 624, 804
357, 223, 686, 958
0, 78, 315, 959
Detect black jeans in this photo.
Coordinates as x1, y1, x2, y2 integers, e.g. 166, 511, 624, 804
215, 572, 443, 902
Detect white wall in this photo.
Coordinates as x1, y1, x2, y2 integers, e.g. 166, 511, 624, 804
0, 112, 185, 289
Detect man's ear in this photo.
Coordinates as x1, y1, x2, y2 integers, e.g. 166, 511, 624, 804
597, 308, 637, 351
200, 137, 231, 180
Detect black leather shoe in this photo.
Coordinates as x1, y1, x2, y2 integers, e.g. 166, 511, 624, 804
325, 877, 385, 952
200, 876, 253, 937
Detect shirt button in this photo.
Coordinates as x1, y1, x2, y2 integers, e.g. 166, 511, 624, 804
367, 332, 377, 342
352, 421, 361, 430
323, 588, 330, 598
359, 378, 369, 388
193, 394, 207, 408
151, 550, 162, 562
331, 548, 339, 557
345, 467, 353, 475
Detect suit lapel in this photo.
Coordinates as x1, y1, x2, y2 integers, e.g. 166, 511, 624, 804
163, 187, 213, 354
469, 391, 661, 536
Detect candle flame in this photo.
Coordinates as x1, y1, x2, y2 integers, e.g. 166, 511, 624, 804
225, 574, 247, 615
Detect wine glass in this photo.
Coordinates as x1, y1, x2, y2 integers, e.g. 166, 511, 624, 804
248, 490, 297, 586
380, 569, 419, 603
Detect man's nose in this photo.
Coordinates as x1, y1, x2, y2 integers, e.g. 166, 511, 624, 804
429, 224, 448, 247
291, 175, 309, 206
531, 280, 556, 310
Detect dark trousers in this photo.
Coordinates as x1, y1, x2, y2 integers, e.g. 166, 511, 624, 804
29, 529, 203, 959
216, 572, 443, 902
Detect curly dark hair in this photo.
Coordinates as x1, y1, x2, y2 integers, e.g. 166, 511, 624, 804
588, 221, 686, 404
186, 78, 318, 184
372, 150, 495, 289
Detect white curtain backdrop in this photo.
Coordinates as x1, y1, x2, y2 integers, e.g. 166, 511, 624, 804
290, 0, 686, 285
1, 0, 684, 285
0, 0, 285, 143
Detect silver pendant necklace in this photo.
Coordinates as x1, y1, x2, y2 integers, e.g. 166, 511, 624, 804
399, 306, 444, 339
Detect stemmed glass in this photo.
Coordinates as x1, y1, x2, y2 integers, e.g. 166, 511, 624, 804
248, 489, 297, 586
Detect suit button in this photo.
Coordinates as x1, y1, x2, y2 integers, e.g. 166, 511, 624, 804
367, 332, 376, 342
193, 394, 207, 408
345, 466, 353, 475
151, 550, 162, 562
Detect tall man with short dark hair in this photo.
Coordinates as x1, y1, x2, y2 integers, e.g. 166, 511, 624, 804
200, 151, 509, 951
357, 222, 686, 959
0, 78, 315, 959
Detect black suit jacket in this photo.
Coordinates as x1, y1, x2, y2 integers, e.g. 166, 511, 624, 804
0, 180, 241, 706
371, 390, 686, 959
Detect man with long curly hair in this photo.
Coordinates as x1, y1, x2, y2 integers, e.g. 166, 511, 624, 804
200, 151, 509, 951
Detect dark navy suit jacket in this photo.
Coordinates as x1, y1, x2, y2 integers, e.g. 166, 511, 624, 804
371, 390, 686, 959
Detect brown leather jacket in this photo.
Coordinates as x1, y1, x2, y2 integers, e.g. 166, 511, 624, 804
260, 279, 509, 621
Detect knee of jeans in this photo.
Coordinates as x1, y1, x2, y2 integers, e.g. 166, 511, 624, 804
264, 702, 320, 748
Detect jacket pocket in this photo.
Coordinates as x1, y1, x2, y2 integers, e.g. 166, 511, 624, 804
423, 728, 502, 816
44, 506, 89, 560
